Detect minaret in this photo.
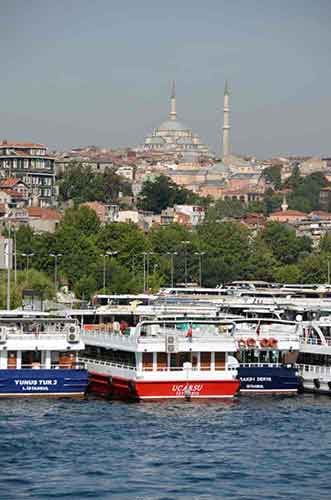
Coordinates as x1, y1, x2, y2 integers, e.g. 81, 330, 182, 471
281, 193, 288, 212
169, 80, 177, 121
222, 80, 230, 158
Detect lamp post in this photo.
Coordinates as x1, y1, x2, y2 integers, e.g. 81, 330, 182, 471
21, 252, 34, 278
146, 252, 155, 293
142, 252, 147, 293
194, 251, 206, 287
181, 241, 190, 287
49, 253, 62, 291
166, 251, 178, 288
100, 251, 117, 291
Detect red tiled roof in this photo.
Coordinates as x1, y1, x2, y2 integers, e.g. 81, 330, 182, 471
0, 141, 45, 148
270, 210, 306, 217
0, 178, 22, 187
1, 188, 24, 198
27, 207, 62, 220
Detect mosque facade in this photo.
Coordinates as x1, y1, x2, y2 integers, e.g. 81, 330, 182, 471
143, 82, 210, 158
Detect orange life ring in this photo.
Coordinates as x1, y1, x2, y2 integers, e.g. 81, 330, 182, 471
246, 337, 256, 348
260, 338, 269, 348
268, 337, 278, 348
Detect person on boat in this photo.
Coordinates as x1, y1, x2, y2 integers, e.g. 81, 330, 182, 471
186, 324, 193, 341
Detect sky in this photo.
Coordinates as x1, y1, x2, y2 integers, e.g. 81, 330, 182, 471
1, 0, 330, 158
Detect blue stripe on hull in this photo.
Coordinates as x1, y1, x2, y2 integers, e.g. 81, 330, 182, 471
0, 369, 88, 396
238, 366, 300, 393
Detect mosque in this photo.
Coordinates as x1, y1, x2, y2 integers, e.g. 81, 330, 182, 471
143, 82, 211, 158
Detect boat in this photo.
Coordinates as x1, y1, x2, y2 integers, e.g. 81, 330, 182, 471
230, 318, 301, 394
79, 319, 240, 401
0, 311, 88, 398
297, 319, 331, 394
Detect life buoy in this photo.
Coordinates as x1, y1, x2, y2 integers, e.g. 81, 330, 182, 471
238, 339, 246, 349
268, 337, 278, 348
246, 337, 256, 348
260, 338, 269, 348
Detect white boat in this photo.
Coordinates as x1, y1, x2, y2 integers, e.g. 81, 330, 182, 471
298, 319, 331, 394
79, 319, 240, 401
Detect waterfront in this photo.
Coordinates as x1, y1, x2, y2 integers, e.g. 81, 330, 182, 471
0, 396, 330, 499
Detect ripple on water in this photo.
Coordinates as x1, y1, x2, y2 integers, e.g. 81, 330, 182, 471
0, 396, 331, 499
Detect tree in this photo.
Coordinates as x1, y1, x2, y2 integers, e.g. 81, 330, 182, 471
59, 163, 132, 204
262, 165, 282, 190
137, 174, 202, 213
260, 222, 312, 264
275, 264, 301, 284
206, 198, 246, 221
59, 206, 100, 237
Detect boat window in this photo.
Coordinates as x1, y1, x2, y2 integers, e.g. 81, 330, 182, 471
200, 352, 211, 370
157, 352, 167, 371
7, 351, 17, 369
21, 351, 41, 368
142, 352, 153, 371
215, 352, 225, 370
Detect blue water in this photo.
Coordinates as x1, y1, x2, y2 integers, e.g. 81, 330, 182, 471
0, 395, 330, 500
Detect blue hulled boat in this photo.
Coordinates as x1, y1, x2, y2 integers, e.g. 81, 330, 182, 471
0, 311, 88, 398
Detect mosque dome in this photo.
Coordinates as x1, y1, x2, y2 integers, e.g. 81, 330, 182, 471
176, 137, 194, 145
143, 81, 210, 157
148, 136, 166, 145
158, 119, 189, 132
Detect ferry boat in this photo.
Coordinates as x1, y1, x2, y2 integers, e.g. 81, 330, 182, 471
297, 319, 331, 394
228, 318, 301, 394
0, 312, 88, 398
80, 319, 240, 401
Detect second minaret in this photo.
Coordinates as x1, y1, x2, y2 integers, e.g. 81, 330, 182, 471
222, 80, 230, 158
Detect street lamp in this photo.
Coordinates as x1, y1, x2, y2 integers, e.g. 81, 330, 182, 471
49, 253, 62, 291
142, 252, 155, 293
100, 251, 118, 291
100, 251, 118, 292
146, 252, 155, 293
166, 251, 178, 288
21, 252, 34, 278
181, 241, 190, 287
194, 251, 206, 287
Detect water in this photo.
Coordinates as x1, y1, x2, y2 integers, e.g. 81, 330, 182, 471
0, 395, 330, 500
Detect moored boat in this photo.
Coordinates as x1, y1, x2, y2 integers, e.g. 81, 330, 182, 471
80, 320, 240, 401
230, 318, 301, 394
0, 312, 88, 398
297, 319, 331, 394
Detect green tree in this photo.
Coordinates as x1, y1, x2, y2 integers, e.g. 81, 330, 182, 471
261, 222, 312, 264
137, 174, 202, 213
59, 163, 132, 204
274, 264, 301, 284
262, 165, 282, 190
206, 198, 246, 221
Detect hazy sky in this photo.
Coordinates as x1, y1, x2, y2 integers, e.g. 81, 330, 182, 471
1, 0, 330, 157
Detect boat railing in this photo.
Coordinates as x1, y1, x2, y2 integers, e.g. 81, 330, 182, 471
80, 329, 234, 344
300, 336, 331, 346
78, 356, 136, 371
239, 362, 293, 368
154, 366, 237, 372
7, 333, 68, 340
14, 362, 85, 370
297, 364, 331, 376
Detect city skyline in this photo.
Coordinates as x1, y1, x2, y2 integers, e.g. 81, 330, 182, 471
1, 0, 331, 157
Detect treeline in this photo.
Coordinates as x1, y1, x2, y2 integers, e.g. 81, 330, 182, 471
59, 163, 132, 205
3, 205, 331, 306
